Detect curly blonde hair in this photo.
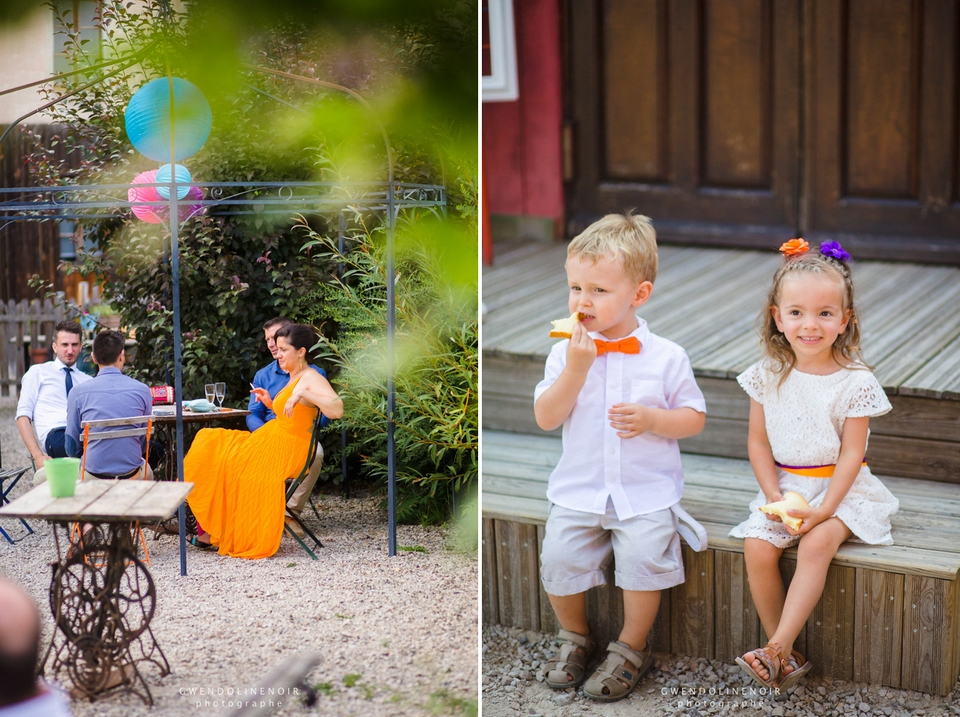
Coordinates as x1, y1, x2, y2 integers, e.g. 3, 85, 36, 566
567, 211, 658, 285
760, 249, 868, 385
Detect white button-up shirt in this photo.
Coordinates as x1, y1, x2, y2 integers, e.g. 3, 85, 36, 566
16, 358, 92, 447
534, 319, 706, 519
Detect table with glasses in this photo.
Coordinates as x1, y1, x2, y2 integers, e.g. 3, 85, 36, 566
150, 406, 251, 482
0, 479, 193, 704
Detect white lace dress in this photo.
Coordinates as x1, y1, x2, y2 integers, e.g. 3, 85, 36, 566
728, 361, 899, 547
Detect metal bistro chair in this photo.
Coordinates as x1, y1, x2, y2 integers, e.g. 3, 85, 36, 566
0, 434, 34, 544
284, 415, 325, 560
75, 415, 155, 565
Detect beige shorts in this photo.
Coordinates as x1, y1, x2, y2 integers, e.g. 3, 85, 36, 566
540, 499, 685, 596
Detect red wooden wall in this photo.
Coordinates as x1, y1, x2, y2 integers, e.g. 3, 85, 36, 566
482, 0, 564, 235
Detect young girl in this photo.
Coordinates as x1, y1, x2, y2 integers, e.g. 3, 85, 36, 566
730, 238, 899, 691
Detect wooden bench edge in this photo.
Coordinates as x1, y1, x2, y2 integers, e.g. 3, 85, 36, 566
481, 509, 960, 581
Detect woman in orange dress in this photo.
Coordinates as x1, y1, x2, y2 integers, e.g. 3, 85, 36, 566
184, 324, 343, 558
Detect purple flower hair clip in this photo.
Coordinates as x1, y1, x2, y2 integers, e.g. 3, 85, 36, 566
819, 240, 850, 262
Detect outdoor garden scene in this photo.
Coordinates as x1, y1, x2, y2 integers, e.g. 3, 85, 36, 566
0, 1, 478, 715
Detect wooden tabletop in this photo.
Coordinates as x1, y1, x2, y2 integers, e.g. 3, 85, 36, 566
0, 480, 193, 523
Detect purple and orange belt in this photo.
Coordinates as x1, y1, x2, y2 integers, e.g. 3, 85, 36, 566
776, 461, 867, 478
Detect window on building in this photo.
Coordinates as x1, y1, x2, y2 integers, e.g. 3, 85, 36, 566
58, 219, 77, 260
481, 0, 518, 102
58, 219, 96, 261
53, 1, 101, 76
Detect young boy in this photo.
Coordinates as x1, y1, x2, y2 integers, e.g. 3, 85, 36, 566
534, 213, 707, 701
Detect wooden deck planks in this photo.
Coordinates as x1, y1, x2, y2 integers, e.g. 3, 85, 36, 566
482, 519, 500, 625
483, 242, 960, 397
713, 550, 761, 664
494, 520, 541, 630
806, 564, 856, 681
853, 569, 904, 687
900, 575, 960, 694
670, 546, 715, 659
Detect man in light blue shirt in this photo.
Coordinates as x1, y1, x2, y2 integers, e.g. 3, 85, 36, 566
65, 331, 154, 481
247, 317, 328, 532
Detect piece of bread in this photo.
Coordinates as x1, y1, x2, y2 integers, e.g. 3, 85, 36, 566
758, 491, 809, 531
549, 312, 585, 339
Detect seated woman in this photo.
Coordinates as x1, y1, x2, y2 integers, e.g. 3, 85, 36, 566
184, 323, 343, 558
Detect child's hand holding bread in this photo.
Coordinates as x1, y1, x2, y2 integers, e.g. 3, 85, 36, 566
549, 312, 586, 338
550, 312, 596, 374
759, 491, 810, 532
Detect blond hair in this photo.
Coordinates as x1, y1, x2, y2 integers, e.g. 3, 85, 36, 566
760, 250, 868, 385
567, 211, 658, 284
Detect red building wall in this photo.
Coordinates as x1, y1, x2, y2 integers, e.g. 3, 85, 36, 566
482, 0, 564, 235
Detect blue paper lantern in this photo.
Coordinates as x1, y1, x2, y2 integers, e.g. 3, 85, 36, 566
156, 163, 192, 200
124, 78, 212, 162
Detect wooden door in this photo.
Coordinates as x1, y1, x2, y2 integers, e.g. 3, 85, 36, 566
565, 0, 960, 264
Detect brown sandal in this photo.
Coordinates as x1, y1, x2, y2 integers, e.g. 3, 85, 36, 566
543, 629, 596, 689
776, 649, 811, 691
735, 642, 784, 688
583, 641, 652, 702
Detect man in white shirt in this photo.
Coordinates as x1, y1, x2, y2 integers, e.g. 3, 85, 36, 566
533, 213, 706, 702
15, 321, 91, 485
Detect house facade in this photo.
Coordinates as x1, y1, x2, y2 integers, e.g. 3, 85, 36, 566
484, 0, 960, 265
0, 2, 100, 302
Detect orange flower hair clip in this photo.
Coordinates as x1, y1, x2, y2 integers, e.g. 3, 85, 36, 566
779, 238, 809, 256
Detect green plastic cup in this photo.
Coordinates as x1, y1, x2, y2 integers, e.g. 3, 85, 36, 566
46, 458, 81, 498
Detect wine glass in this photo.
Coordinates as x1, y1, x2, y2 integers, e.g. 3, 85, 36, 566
204, 383, 216, 405
215, 382, 226, 409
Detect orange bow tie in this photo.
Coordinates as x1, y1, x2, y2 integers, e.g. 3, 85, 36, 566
594, 337, 641, 355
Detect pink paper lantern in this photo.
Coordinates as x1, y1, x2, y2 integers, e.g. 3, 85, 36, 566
129, 170, 204, 224
129, 170, 164, 224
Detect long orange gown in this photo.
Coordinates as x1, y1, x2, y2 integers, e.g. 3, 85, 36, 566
184, 379, 317, 559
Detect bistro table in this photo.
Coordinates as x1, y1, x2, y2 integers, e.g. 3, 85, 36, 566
0, 479, 193, 705
151, 406, 251, 482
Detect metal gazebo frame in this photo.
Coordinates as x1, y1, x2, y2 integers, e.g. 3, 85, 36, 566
1, 61, 446, 570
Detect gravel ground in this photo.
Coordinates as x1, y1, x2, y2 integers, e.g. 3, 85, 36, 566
482, 625, 960, 717
0, 401, 478, 717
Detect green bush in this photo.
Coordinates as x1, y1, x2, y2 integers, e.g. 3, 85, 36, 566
300, 221, 477, 524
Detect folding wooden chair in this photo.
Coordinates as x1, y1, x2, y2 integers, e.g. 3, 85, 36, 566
75, 415, 154, 564
0, 434, 33, 544
284, 415, 325, 560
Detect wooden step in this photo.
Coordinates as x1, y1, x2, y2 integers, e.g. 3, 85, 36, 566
481, 430, 960, 579
481, 429, 960, 694
483, 243, 960, 396
482, 352, 960, 484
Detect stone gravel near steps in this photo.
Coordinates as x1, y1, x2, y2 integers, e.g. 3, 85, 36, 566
0, 402, 478, 717
482, 626, 960, 717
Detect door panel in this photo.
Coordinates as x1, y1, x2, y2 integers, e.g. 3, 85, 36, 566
844, 0, 919, 197
602, 0, 667, 181
703, 0, 771, 188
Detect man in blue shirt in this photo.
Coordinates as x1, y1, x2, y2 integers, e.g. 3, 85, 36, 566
65, 331, 154, 481
247, 317, 328, 534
